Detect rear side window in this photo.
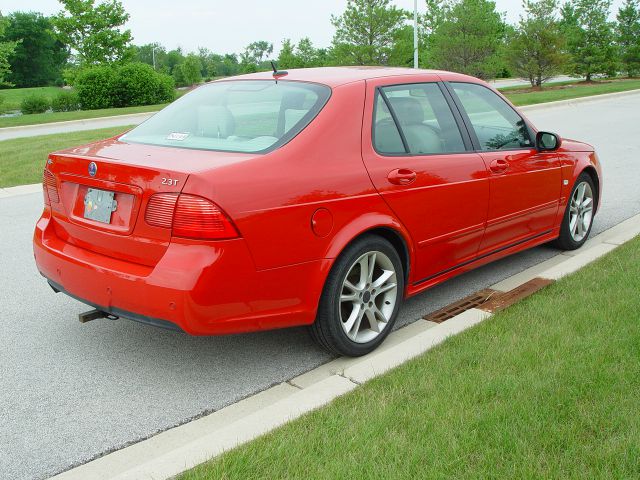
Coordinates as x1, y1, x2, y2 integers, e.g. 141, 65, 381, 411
450, 82, 532, 150
373, 95, 405, 154
373, 83, 466, 155
121, 80, 331, 154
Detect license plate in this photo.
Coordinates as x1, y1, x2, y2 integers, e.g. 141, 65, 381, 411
83, 188, 117, 224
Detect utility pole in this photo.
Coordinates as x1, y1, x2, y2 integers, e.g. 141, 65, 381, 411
413, 0, 419, 69
152, 46, 157, 70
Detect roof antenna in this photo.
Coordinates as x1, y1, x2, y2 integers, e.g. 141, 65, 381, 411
270, 61, 288, 83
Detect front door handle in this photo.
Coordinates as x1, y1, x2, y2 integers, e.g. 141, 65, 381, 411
489, 159, 509, 174
387, 168, 417, 185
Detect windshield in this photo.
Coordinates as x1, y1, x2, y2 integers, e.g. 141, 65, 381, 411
121, 80, 331, 153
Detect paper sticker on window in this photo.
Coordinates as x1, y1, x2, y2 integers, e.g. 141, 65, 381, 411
167, 132, 190, 141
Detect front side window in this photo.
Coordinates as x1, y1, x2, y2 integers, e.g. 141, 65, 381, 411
121, 80, 331, 153
450, 82, 532, 151
373, 83, 466, 155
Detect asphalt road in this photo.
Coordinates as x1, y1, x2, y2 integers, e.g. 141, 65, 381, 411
1, 93, 640, 480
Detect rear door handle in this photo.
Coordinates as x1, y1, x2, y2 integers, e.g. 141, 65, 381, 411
387, 168, 417, 185
489, 159, 509, 174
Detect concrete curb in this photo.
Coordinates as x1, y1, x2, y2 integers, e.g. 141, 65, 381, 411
48, 213, 640, 480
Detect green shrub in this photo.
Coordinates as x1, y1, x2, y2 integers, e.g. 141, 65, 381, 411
113, 63, 175, 107
51, 91, 80, 112
75, 63, 175, 110
74, 65, 117, 110
21, 94, 50, 114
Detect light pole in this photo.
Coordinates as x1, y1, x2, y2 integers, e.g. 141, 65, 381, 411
152, 46, 157, 70
413, 0, 418, 69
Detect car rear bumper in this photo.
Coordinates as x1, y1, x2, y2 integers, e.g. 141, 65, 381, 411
34, 210, 328, 335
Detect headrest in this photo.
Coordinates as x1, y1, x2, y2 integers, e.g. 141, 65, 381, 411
197, 105, 235, 138
388, 97, 424, 125
284, 109, 307, 132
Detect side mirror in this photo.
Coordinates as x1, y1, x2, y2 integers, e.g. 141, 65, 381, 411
536, 131, 561, 152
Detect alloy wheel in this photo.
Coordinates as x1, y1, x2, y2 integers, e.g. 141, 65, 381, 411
569, 181, 594, 242
339, 251, 398, 344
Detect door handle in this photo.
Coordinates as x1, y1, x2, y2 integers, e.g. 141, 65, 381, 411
387, 168, 417, 185
489, 159, 509, 174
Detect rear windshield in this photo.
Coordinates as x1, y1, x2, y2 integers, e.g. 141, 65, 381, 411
121, 80, 331, 153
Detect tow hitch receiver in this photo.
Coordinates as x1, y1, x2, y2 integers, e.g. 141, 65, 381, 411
78, 309, 119, 323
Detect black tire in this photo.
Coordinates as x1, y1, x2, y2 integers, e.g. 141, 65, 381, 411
310, 235, 404, 357
555, 172, 596, 250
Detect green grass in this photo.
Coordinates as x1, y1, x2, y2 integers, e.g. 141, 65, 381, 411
0, 126, 132, 188
179, 237, 640, 480
0, 86, 64, 112
504, 78, 640, 106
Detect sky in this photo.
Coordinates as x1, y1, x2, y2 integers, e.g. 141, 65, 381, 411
2, 0, 626, 55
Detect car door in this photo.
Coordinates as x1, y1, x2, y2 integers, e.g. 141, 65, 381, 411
361, 77, 490, 286
444, 81, 562, 255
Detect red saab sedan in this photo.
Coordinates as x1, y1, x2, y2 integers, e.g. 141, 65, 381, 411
34, 67, 601, 356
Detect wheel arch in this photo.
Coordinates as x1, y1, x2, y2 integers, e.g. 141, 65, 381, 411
364, 227, 411, 283
324, 214, 414, 287
580, 165, 600, 209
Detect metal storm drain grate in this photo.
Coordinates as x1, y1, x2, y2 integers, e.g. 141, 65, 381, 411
423, 277, 555, 323
480, 277, 554, 313
423, 289, 498, 323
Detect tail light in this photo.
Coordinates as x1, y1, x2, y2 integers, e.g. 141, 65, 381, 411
145, 193, 239, 240
145, 193, 178, 228
43, 170, 59, 204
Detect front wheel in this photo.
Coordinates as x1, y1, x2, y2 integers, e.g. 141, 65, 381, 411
555, 172, 596, 250
310, 235, 404, 357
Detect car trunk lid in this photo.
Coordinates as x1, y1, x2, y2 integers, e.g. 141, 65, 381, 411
45, 136, 254, 267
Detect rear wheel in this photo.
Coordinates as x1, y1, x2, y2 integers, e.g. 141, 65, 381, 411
310, 235, 404, 357
555, 172, 596, 250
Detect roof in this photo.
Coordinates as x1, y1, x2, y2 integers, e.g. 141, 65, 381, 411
222, 66, 455, 87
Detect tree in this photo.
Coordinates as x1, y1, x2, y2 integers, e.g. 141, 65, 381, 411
277, 37, 324, 69
296, 37, 322, 67
174, 54, 202, 86
507, 0, 567, 86
3, 12, 69, 87
430, 0, 505, 79
218, 54, 240, 76
133, 42, 167, 72
560, 0, 617, 81
278, 39, 297, 68
0, 12, 18, 86
616, 0, 640, 77
54, 0, 133, 65
165, 48, 185, 75
419, 0, 450, 66
330, 0, 407, 65
387, 24, 424, 67
239, 40, 273, 72
196, 47, 219, 78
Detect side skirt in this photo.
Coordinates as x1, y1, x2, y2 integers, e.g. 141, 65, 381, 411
405, 229, 559, 297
